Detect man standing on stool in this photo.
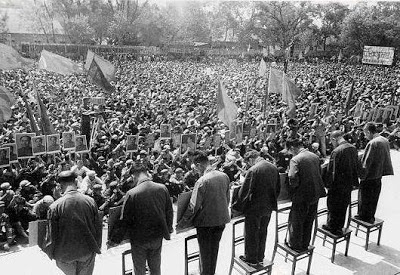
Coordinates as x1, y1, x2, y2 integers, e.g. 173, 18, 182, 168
357, 122, 393, 223
177, 150, 230, 275
235, 150, 280, 266
46, 171, 102, 275
121, 162, 173, 275
285, 138, 326, 252
324, 130, 359, 235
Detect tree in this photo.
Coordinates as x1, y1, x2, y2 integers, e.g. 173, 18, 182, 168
64, 14, 94, 43
252, 2, 315, 53
24, 0, 58, 43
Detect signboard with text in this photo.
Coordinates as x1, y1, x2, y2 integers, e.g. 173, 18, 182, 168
362, 46, 394, 66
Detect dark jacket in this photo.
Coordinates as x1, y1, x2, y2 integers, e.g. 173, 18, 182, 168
238, 158, 280, 215
288, 149, 326, 204
360, 135, 393, 180
326, 141, 359, 190
121, 178, 173, 244
47, 190, 102, 262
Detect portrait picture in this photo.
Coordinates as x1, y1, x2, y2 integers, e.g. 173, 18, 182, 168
387, 105, 399, 121
353, 101, 364, 117
374, 108, 385, 123
126, 135, 138, 152
172, 133, 181, 148
309, 103, 318, 119
266, 123, 277, 134
2, 143, 18, 163
32, 135, 46, 155
47, 134, 61, 153
16, 133, 35, 158
249, 128, 257, 139
62, 132, 76, 150
145, 133, 155, 149
213, 134, 221, 148
75, 135, 89, 152
0, 147, 10, 168
235, 123, 243, 143
382, 108, 393, 124
160, 124, 172, 139
181, 134, 196, 153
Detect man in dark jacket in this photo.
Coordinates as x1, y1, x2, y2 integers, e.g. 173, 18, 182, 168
236, 150, 280, 265
324, 130, 359, 235
121, 162, 173, 275
46, 171, 102, 275
286, 138, 326, 252
357, 122, 393, 223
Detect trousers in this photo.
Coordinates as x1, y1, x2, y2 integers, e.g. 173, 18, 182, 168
130, 238, 163, 275
286, 202, 318, 251
358, 178, 382, 221
56, 253, 96, 275
327, 188, 351, 230
196, 225, 225, 275
244, 213, 272, 263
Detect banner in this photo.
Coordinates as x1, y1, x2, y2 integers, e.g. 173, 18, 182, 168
216, 81, 238, 127
38, 50, 84, 75
36, 91, 56, 135
85, 50, 116, 83
362, 46, 395, 66
88, 58, 114, 92
0, 43, 34, 70
0, 86, 16, 123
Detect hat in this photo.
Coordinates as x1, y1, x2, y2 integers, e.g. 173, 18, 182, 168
19, 180, 31, 188
0, 182, 11, 190
164, 145, 170, 150
161, 169, 169, 174
109, 181, 118, 188
93, 184, 102, 190
98, 156, 105, 162
58, 171, 77, 182
126, 159, 134, 164
43, 195, 54, 204
175, 167, 184, 173
87, 170, 96, 177
139, 150, 147, 155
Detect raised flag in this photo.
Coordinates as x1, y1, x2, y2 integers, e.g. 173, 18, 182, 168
268, 68, 301, 117
217, 80, 238, 128
345, 79, 355, 116
85, 50, 116, 83
88, 58, 114, 92
36, 91, 55, 135
0, 86, 16, 123
0, 43, 34, 70
22, 96, 40, 135
259, 58, 267, 77
338, 49, 343, 62
38, 50, 84, 75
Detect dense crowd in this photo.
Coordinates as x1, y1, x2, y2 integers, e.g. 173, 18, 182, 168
1, 55, 400, 251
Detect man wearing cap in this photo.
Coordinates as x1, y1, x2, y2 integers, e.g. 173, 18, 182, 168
234, 150, 280, 266
177, 150, 230, 275
120, 162, 173, 275
357, 122, 393, 223
0, 182, 15, 207
45, 171, 102, 275
79, 171, 104, 195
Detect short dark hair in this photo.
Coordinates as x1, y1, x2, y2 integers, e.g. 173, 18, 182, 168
20, 135, 31, 141
193, 150, 209, 164
286, 138, 303, 149
130, 161, 148, 174
364, 122, 377, 134
58, 171, 77, 184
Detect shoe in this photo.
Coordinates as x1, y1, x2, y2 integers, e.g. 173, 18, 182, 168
284, 241, 307, 253
322, 224, 342, 235
354, 215, 374, 224
239, 255, 259, 267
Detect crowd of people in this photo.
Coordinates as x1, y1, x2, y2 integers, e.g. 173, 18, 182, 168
0, 53, 398, 274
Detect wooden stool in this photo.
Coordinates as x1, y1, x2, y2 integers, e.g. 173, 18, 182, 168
184, 234, 200, 275
272, 205, 314, 275
229, 217, 273, 275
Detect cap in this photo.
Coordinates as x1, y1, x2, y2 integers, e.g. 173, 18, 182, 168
98, 156, 105, 162
43, 195, 54, 204
161, 169, 169, 174
58, 171, 77, 182
93, 184, 102, 190
175, 167, 184, 173
19, 180, 31, 188
0, 182, 11, 190
139, 150, 147, 155
126, 159, 134, 164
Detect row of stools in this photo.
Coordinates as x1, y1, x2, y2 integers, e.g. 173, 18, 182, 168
122, 193, 384, 275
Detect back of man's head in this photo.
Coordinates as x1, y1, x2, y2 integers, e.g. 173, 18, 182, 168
193, 150, 209, 164
58, 171, 77, 186
330, 130, 344, 139
244, 150, 260, 162
130, 161, 148, 175
364, 122, 377, 134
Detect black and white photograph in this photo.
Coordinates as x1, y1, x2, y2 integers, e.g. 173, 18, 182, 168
46, 134, 61, 153
15, 133, 35, 158
32, 135, 46, 155
2, 1, 400, 274
0, 147, 10, 168
75, 135, 89, 153
2, 143, 18, 163
62, 132, 76, 150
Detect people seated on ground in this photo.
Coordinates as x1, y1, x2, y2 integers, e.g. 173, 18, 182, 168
78, 170, 104, 195
32, 195, 54, 219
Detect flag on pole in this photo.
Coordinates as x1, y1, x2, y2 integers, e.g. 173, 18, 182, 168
0, 43, 34, 70
217, 80, 238, 127
345, 79, 355, 115
0, 86, 16, 123
247, 44, 251, 52
38, 50, 84, 75
88, 57, 114, 92
85, 50, 116, 83
22, 96, 40, 135
259, 58, 267, 77
36, 91, 56, 135
338, 49, 343, 62
268, 68, 301, 117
